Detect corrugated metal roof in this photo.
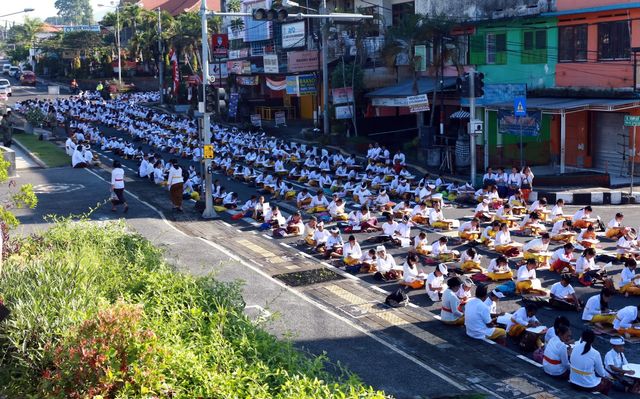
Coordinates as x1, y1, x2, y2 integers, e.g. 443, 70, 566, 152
365, 77, 458, 98
542, 2, 640, 16
486, 97, 640, 112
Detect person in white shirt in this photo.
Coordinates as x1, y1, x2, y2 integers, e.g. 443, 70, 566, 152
440, 277, 464, 325
549, 274, 581, 311
494, 223, 521, 257
483, 289, 505, 316
522, 233, 551, 267
401, 253, 425, 289
582, 288, 616, 325
515, 259, 547, 295
569, 330, 612, 394
323, 228, 344, 259
572, 206, 595, 230
72, 145, 88, 168
604, 337, 637, 391
431, 236, 456, 262
551, 219, 574, 243
65, 136, 77, 156
375, 245, 402, 280
464, 284, 506, 343
296, 188, 313, 209
486, 255, 513, 281
312, 223, 330, 251
425, 263, 447, 301
613, 305, 640, 336
284, 211, 305, 236
542, 324, 572, 378
413, 231, 430, 256
617, 229, 639, 260
458, 218, 481, 242
550, 243, 575, 274
606, 212, 629, 240
506, 304, 540, 337
308, 190, 330, 213
459, 248, 483, 273
507, 166, 522, 194
428, 201, 451, 230
167, 160, 184, 212
328, 197, 347, 221
110, 160, 128, 213
342, 235, 362, 266
619, 258, 640, 296
379, 215, 398, 242
550, 198, 566, 223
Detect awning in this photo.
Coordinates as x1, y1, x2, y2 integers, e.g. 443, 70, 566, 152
450, 110, 470, 119
366, 77, 458, 98
485, 97, 640, 114
542, 2, 640, 16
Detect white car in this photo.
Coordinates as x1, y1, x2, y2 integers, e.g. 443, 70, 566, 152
8, 66, 20, 77
0, 88, 8, 102
2, 64, 10, 75
0, 79, 11, 96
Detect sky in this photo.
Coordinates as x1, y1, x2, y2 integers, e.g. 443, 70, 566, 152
1, 0, 110, 25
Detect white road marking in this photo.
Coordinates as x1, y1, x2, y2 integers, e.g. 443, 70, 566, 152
198, 237, 469, 391
221, 221, 232, 227
280, 242, 292, 248
262, 234, 273, 240
517, 354, 542, 368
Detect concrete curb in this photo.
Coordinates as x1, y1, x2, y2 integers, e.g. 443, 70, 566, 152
12, 138, 47, 168
530, 190, 624, 205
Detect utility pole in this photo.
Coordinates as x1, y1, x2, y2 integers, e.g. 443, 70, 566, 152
200, 0, 216, 219
157, 8, 163, 105
321, 0, 330, 135
469, 70, 476, 186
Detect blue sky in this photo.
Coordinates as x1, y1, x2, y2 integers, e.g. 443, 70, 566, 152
2, 0, 109, 24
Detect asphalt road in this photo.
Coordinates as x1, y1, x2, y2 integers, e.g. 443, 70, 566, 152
7, 81, 640, 398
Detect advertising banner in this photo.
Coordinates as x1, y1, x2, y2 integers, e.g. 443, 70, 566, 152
497, 109, 541, 137
282, 21, 306, 49
287, 51, 319, 73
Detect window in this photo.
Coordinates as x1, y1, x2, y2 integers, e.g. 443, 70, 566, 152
521, 29, 547, 63
598, 21, 630, 60
486, 33, 506, 64
392, 2, 414, 26
559, 25, 587, 62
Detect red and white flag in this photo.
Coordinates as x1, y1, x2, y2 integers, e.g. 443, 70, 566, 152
169, 49, 178, 96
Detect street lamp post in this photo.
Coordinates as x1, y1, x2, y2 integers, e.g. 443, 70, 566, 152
0, 8, 35, 19
98, 2, 122, 85
200, 0, 216, 219
157, 8, 163, 104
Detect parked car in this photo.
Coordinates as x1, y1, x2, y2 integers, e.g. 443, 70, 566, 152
2, 64, 10, 75
8, 66, 20, 77
0, 79, 11, 96
0, 88, 9, 102
20, 71, 36, 86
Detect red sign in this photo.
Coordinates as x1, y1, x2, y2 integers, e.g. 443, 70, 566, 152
287, 51, 319, 73
212, 34, 229, 58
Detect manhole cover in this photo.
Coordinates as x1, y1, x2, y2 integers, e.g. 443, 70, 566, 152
273, 268, 345, 287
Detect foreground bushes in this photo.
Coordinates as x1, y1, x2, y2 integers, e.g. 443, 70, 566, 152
0, 221, 386, 398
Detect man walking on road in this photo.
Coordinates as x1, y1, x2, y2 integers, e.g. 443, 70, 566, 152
110, 161, 128, 213
167, 159, 184, 212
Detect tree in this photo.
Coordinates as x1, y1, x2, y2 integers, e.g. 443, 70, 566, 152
381, 14, 433, 141
54, 0, 93, 25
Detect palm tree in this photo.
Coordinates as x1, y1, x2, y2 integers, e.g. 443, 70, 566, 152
12, 17, 44, 46
381, 14, 433, 140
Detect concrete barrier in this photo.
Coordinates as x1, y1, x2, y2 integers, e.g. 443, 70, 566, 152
47, 85, 60, 95
0, 146, 16, 177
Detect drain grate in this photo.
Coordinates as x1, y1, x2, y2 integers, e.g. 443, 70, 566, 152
274, 268, 345, 287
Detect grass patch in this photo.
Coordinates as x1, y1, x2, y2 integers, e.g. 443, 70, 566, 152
13, 132, 69, 168
0, 220, 386, 398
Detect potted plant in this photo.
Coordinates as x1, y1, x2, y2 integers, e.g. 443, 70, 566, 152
24, 108, 46, 134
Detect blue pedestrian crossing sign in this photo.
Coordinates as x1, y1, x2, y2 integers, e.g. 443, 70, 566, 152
514, 96, 527, 117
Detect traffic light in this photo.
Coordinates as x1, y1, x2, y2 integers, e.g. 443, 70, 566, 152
456, 74, 470, 97
205, 84, 216, 113
474, 72, 485, 98
252, 7, 288, 21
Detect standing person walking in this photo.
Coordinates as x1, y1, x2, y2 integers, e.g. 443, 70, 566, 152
167, 159, 184, 212
110, 161, 128, 213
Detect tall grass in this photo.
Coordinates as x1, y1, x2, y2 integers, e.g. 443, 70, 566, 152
0, 220, 387, 398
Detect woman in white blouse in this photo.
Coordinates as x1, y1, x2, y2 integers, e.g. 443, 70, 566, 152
569, 329, 612, 394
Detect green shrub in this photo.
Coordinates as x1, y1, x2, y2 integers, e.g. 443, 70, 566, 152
0, 221, 387, 399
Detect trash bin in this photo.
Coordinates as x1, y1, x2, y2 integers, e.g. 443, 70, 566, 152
47, 85, 60, 95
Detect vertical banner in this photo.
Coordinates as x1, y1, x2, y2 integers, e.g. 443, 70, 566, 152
275, 111, 286, 126
251, 114, 262, 127
169, 49, 179, 95
228, 93, 239, 118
